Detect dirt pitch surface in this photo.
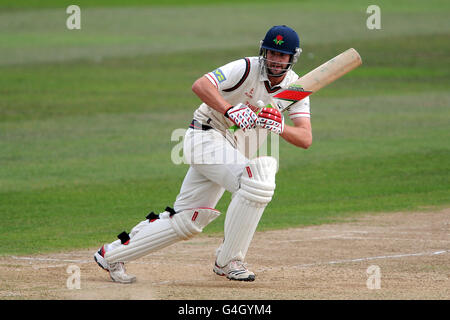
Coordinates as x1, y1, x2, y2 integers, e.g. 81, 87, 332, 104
1, 209, 449, 300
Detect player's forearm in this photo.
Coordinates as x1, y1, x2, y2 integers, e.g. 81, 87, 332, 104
280, 124, 312, 149
192, 76, 232, 114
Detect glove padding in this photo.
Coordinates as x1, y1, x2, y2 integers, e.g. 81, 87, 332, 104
258, 107, 284, 134
225, 103, 259, 132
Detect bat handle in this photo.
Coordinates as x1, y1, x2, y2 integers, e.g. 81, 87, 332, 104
269, 97, 279, 111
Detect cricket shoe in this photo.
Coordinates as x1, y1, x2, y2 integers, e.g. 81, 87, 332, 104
94, 245, 136, 284
213, 260, 255, 282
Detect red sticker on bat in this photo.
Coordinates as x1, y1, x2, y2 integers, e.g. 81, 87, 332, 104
274, 88, 312, 101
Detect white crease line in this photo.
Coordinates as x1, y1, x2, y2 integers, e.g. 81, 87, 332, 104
324, 250, 449, 264
10, 256, 91, 264
292, 229, 441, 236
8, 255, 209, 269
7, 250, 449, 288
326, 236, 450, 243
32, 264, 69, 270
276, 233, 450, 243
258, 249, 450, 272
10, 249, 450, 273
150, 278, 212, 286
276, 235, 353, 243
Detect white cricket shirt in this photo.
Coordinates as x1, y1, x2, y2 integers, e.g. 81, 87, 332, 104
193, 56, 311, 158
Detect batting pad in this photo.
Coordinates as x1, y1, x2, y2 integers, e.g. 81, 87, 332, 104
104, 208, 221, 263
216, 156, 277, 267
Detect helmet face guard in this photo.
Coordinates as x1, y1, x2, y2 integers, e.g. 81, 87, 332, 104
259, 25, 302, 77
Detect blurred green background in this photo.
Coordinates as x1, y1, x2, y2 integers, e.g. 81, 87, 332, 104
0, 0, 449, 255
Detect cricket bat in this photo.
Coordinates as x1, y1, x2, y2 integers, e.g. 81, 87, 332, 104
272, 47, 362, 112
229, 48, 362, 132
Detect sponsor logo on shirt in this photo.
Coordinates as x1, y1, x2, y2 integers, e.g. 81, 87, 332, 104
212, 68, 227, 83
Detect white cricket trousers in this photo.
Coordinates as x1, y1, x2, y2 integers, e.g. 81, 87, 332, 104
173, 128, 249, 211
103, 127, 275, 268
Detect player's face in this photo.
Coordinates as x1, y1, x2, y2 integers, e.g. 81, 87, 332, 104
266, 50, 291, 75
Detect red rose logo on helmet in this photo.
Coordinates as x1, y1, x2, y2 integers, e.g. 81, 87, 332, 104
273, 35, 284, 45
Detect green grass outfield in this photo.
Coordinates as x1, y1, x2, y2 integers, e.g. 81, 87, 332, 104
0, 0, 449, 255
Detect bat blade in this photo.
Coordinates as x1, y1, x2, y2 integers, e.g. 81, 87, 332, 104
274, 48, 362, 111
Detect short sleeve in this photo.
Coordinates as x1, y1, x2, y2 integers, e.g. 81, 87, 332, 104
288, 96, 311, 119
204, 59, 248, 92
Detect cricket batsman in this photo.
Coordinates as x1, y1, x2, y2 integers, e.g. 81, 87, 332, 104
94, 25, 312, 283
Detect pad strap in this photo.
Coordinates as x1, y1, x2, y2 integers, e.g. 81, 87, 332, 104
105, 207, 221, 263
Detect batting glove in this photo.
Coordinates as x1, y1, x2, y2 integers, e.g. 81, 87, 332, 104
257, 107, 284, 135
225, 103, 259, 132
